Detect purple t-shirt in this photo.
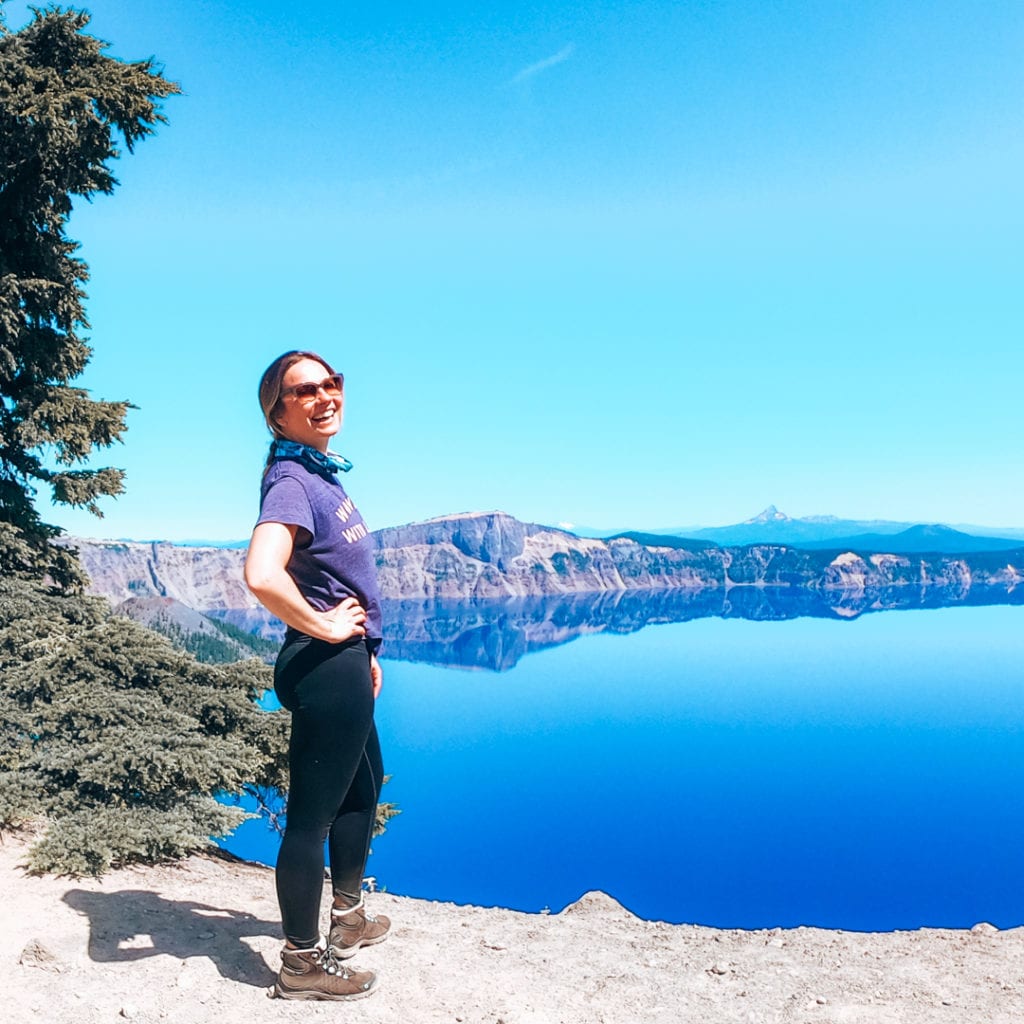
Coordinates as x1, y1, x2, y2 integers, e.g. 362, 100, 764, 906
256, 459, 382, 640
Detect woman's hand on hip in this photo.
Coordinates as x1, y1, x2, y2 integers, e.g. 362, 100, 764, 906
322, 596, 367, 643
370, 654, 383, 699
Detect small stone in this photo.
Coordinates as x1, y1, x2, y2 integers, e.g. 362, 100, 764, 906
120, 1005, 137, 1019
19, 940, 60, 973
768, 938, 785, 948
197, 930, 215, 940
971, 922, 998, 935
710, 962, 729, 975
816, 997, 827, 1005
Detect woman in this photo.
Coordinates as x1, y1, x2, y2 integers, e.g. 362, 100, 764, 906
245, 350, 388, 1001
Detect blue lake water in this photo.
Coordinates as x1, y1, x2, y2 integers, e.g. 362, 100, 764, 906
223, 602, 1024, 931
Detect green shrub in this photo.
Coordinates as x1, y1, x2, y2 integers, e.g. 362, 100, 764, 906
0, 577, 288, 874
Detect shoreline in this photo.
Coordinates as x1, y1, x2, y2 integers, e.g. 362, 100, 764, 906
220, 839, 1022, 938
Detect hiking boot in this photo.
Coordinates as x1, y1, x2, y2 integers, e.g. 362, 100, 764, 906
328, 898, 391, 959
271, 940, 377, 1001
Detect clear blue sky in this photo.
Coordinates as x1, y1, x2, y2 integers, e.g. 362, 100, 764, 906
10, 0, 1023, 539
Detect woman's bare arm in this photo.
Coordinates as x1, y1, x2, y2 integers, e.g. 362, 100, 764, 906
244, 521, 366, 643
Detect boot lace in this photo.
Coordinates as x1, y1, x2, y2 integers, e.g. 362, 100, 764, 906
317, 944, 352, 979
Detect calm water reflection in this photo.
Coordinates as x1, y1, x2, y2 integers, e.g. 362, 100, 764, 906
213, 582, 1024, 671
223, 599, 1024, 931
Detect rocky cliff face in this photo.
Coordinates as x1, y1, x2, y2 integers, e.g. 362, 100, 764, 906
377, 511, 538, 568
70, 540, 253, 610
69, 511, 1024, 611
375, 514, 1023, 599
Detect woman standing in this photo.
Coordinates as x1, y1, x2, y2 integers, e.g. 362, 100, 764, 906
245, 351, 388, 1001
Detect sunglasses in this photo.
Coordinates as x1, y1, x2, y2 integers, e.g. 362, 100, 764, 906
280, 373, 344, 403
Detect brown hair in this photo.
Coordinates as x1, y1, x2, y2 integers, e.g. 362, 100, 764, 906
258, 350, 338, 469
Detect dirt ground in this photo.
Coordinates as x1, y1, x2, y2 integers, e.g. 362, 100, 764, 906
2, 830, 1022, 1024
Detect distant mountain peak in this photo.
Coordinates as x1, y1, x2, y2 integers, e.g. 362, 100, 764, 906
745, 505, 790, 524
900, 524, 964, 538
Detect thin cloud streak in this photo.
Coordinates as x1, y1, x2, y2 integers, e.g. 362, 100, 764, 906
509, 44, 575, 85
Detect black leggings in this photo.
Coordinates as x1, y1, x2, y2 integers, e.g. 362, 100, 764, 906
273, 633, 383, 947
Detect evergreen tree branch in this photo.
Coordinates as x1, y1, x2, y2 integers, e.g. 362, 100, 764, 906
0, 6, 179, 582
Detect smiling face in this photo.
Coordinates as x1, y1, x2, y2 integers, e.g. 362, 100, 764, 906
272, 357, 344, 452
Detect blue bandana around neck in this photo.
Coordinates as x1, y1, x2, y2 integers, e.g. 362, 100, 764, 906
271, 439, 353, 476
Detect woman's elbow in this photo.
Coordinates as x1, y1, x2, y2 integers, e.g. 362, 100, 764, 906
246, 524, 296, 599
244, 560, 276, 598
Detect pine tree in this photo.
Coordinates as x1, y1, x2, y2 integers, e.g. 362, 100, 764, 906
0, 574, 291, 874
0, 5, 179, 588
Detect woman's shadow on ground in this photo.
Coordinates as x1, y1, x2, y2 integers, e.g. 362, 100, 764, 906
63, 886, 280, 987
